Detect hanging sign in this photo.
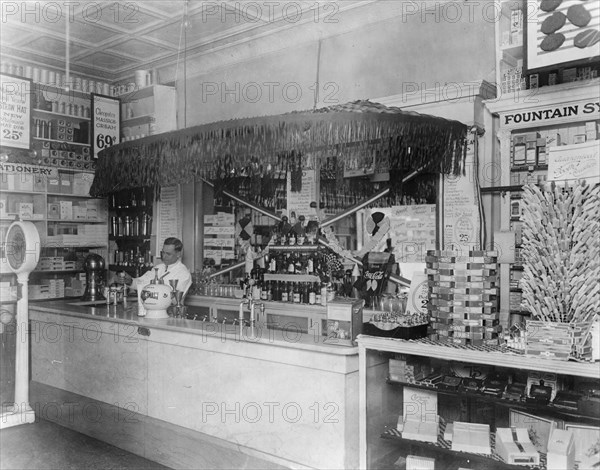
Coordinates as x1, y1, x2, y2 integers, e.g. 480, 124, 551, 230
156, 186, 182, 258
286, 169, 318, 221
0, 73, 32, 150
91, 94, 120, 159
441, 136, 481, 251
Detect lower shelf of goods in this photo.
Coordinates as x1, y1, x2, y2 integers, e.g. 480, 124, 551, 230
383, 418, 551, 470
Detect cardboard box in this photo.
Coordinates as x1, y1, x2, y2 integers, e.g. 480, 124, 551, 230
451, 421, 491, 454
547, 428, 575, 470
496, 427, 540, 466
59, 201, 73, 220
59, 173, 73, 194
18, 202, 33, 219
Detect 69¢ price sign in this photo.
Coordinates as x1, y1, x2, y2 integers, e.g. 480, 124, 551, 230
92, 94, 121, 159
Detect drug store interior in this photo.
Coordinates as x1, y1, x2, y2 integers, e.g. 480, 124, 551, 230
0, 2, 599, 470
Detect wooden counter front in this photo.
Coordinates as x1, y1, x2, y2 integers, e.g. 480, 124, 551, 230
29, 299, 359, 470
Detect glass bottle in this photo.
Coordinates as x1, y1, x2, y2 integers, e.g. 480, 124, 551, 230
293, 283, 301, 303
309, 283, 317, 305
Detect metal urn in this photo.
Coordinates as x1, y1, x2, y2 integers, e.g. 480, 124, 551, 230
82, 253, 106, 301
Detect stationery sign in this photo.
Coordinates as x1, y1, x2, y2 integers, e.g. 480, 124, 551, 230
548, 141, 600, 186
91, 93, 120, 159
0, 73, 32, 149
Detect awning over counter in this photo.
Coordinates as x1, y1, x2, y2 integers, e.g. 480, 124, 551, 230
90, 100, 468, 198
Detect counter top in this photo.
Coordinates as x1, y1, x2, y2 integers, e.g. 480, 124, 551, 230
30, 298, 358, 356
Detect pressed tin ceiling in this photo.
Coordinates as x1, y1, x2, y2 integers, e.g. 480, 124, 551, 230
0, 0, 371, 83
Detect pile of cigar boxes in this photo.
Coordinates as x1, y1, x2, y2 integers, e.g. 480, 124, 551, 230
427, 250, 500, 346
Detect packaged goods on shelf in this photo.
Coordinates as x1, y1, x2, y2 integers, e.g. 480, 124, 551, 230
405, 455, 435, 470
450, 421, 491, 454
546, 429, 575, 470
0, 282, 17, 301
495, 427, 539, 466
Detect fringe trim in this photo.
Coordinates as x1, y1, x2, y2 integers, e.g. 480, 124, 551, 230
90, 103, 467, 198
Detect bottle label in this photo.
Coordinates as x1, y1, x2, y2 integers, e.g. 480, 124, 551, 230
281, 291, 288, 302
309, 292, 316, 304
293, 292, 300, 303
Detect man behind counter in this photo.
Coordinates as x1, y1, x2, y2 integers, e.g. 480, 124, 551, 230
115, 237, 192, 299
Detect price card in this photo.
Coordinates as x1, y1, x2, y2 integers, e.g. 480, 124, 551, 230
0, 73, 32, 149
92, 94, 120, 159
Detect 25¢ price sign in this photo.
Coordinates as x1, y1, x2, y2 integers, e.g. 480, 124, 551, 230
0, 74, 32, 150
92, 94, 120, 159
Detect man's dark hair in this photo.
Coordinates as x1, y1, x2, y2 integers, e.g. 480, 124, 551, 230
164, 237, 183, 253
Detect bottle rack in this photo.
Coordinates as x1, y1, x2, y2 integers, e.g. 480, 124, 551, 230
108, 187, 154, 277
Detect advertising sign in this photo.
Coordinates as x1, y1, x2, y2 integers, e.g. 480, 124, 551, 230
92, 94, 120, 159
0, 73, 32, 149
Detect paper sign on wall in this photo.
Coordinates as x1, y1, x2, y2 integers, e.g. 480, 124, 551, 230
92, 94, 120, 159
548, 141, 599, 186
0, 73, 31, 149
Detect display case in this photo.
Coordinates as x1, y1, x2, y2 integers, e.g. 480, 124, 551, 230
358, 335, 600, 470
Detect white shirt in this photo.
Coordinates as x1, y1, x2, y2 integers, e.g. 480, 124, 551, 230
133, 260, 192, 297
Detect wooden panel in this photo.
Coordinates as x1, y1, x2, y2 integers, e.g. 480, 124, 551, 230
30, 382, 289, 470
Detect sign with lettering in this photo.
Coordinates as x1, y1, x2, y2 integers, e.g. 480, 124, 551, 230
0, 73, 31, 149
548, 141, 600, 186
92, 94, 120, 159
0, 163, 58, 178
503, 101, 599, 127
442, 137, 480, 250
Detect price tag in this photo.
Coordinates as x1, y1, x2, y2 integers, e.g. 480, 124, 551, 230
92, 94, 120, 159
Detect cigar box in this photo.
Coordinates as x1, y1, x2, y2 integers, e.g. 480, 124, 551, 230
459, 377, 483, 394
451, 421, 491, 454
527, 383, 553, 405
439, 375, 462, 392
495, 427, 540, 466
503, 382, 526, 401
405, 455, 435, 470
482, 374, 508, 397
552, 391, 582, 411
547, 428, 575, 470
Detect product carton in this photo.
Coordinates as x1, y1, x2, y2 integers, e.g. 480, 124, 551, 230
495, 427, 540, 466
546, 428, 575, 470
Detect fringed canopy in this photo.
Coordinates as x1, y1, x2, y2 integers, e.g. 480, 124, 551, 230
90, 100, 468, 198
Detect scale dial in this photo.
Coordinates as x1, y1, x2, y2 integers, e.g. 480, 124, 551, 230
5, 221, 40, 275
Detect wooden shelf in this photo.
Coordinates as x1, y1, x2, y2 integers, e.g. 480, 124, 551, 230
33, 108, 90, 121
33, 137, 89, 146
380, 424, 541, 470
386, 379, 599, 426
357, 335, 600, 379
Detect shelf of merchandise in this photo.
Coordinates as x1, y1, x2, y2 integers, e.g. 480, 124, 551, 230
358, 335, 600, 470
1, 76, 109, 301
119, 84, 176, 142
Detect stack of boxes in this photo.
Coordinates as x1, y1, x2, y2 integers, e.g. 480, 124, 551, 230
45, 223, 108, 246
65, 273, 86, 298
38, 257, 78, 271
29, 278, 65, 300
35, 140, 94, 171
426, 250, 501, 347
388, 356, 429, 383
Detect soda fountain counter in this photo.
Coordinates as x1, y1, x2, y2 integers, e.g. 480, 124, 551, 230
27, 297, 360, 470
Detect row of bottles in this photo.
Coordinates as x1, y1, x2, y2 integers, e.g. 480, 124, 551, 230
110, 214, 151, 237
113, 248, 153, 277
245, 280, 331, 306
262, 251, 323, 275
109, 188, 151, 210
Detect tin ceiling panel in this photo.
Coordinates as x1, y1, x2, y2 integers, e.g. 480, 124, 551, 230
0, 0, 378, 82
